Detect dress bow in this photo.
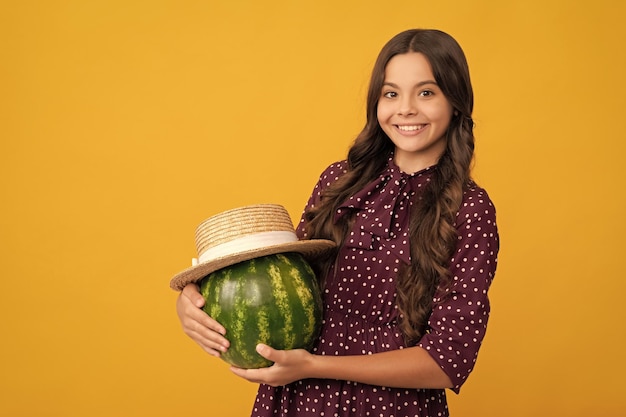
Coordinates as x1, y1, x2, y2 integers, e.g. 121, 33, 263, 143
334, 164, 416, 264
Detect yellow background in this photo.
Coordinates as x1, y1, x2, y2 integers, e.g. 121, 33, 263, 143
1, 0, 625, 416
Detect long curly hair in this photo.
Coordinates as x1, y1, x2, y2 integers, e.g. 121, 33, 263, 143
305, 29, 475, 345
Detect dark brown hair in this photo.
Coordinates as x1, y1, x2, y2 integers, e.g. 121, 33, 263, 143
305, 29, 475, 345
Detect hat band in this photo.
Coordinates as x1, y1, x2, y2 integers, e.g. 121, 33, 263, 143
193, 230, 298, 266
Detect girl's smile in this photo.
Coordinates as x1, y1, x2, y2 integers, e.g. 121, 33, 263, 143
396, 124, 427, 133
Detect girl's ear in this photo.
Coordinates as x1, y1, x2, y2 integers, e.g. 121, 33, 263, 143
453, 110, 459, 116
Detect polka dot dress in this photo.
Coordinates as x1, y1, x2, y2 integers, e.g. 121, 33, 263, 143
252, 156, 499, 417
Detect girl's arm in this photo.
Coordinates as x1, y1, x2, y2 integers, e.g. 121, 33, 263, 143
230, 342, 453, 389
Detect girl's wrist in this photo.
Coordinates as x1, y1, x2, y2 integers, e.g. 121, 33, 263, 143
306, 352, 331, 380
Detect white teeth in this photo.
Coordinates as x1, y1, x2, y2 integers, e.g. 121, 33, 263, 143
398, 125, 423, 131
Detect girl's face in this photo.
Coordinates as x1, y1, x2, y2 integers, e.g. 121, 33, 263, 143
377, 52, 454, 174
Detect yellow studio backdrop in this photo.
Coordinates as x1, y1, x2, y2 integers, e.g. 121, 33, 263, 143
1, 0, 624, 416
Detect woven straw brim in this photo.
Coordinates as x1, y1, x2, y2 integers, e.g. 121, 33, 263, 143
169, 239, 335, 291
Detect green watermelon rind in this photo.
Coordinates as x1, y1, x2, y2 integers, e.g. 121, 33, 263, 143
199, 253, 323, 369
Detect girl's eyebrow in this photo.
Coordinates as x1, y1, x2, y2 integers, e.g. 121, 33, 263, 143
382, 80, 438, 88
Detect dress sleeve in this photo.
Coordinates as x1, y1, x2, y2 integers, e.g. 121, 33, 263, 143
417, 186, 500, 393
296, 161, 348, 239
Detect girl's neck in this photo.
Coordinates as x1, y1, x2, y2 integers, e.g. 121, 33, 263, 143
393, 150, 441, 174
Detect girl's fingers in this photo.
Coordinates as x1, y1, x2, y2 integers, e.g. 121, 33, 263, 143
186, 328, 228, 357
176, 284, 230, 352
181, 283, 206, 308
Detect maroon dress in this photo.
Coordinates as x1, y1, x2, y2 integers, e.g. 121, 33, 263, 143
251, 156, 499, 417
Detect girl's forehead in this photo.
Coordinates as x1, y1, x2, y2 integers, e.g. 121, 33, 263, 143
384, 53, 435, 82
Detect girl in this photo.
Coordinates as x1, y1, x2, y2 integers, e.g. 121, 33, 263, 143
176, 28, 499, 417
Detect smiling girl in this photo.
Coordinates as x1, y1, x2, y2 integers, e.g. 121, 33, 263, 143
176, 29, 499, 417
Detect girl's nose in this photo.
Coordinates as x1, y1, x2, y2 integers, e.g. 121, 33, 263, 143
398, 96, 417, 116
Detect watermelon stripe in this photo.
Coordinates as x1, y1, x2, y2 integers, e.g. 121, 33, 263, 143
267, 259, 294, 349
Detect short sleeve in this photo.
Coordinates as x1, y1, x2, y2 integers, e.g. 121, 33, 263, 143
417, 186, 499, 393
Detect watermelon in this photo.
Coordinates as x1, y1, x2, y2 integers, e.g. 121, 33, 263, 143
199, 252, 323, 369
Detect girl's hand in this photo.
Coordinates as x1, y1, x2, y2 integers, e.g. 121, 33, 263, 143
229, 344, 313, 387
176, 283, 230, 357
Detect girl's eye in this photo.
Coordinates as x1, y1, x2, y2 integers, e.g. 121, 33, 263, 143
419, 90, 434, 97
383, 91, 397, 98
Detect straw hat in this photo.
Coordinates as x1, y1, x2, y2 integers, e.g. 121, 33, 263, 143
169, 204, 336, 291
